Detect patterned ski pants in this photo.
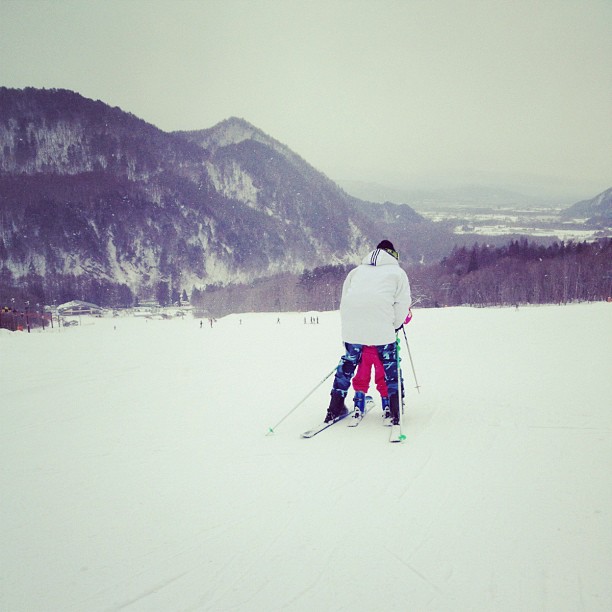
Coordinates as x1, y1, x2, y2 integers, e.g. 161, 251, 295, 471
331, 342, 399, 398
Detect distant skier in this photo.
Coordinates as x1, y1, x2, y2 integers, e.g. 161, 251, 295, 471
324, 240, 411, 425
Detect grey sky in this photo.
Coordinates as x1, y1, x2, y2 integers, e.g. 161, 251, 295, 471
1, 0, 610, 198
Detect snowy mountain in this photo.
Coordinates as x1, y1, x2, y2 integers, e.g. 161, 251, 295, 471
562, 187, 612, 223
0, 88, 441, 303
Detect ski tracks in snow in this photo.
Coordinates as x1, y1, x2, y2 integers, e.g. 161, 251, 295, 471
112, 570, 191, 611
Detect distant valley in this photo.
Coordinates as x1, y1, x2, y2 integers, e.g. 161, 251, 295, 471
341, 180, 612, 244
420, 203, 610, 243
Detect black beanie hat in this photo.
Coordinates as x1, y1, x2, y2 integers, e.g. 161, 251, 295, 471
376, 240, 395, 251
376, 239, 399, 260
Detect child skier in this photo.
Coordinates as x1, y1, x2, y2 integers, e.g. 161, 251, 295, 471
350, 309, 412, 423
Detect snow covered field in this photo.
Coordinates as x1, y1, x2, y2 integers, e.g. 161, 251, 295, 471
2, 303, 611, 611
452, 225, 600, 241
419, 206, 610, 241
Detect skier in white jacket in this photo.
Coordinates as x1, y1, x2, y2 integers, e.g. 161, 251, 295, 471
324, 240, 412, 425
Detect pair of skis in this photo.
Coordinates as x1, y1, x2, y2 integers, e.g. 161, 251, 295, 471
301, 396, 404, 443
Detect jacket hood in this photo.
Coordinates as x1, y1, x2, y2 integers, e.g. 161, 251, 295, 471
361, 248, 400, 267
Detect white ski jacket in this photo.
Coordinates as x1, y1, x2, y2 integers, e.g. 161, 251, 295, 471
340, 248, 412, 346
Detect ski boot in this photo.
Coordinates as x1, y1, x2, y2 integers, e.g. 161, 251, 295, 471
324, 392, 349, 423
352, 391, 365, 423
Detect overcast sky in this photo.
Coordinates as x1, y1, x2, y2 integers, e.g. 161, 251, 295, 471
1, 0, 610, 198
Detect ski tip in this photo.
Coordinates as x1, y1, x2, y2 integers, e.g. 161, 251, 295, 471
399, 434, 407, 441
266, 427, 275, 435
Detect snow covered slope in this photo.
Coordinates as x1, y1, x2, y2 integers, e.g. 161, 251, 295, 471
1, 303, 611, 611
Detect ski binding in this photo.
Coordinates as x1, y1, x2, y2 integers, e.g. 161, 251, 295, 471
347, 395, 375, 427
301, 410, 350, 438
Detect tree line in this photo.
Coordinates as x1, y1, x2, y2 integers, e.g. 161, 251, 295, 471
190, 265, 353, 318
410, 238, 612, 307
1, 238, 610, 325
190, 238, 611, 316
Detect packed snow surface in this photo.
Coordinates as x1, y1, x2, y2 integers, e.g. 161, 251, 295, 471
1, 303, 611, 611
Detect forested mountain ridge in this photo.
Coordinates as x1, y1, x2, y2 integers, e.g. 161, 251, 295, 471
0, 87, 443, 306
562, 187, 612, 223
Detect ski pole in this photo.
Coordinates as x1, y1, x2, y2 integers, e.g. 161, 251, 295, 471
266, 366, 337, 435
402, 326, 421, 393
395, 334, 406, 441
